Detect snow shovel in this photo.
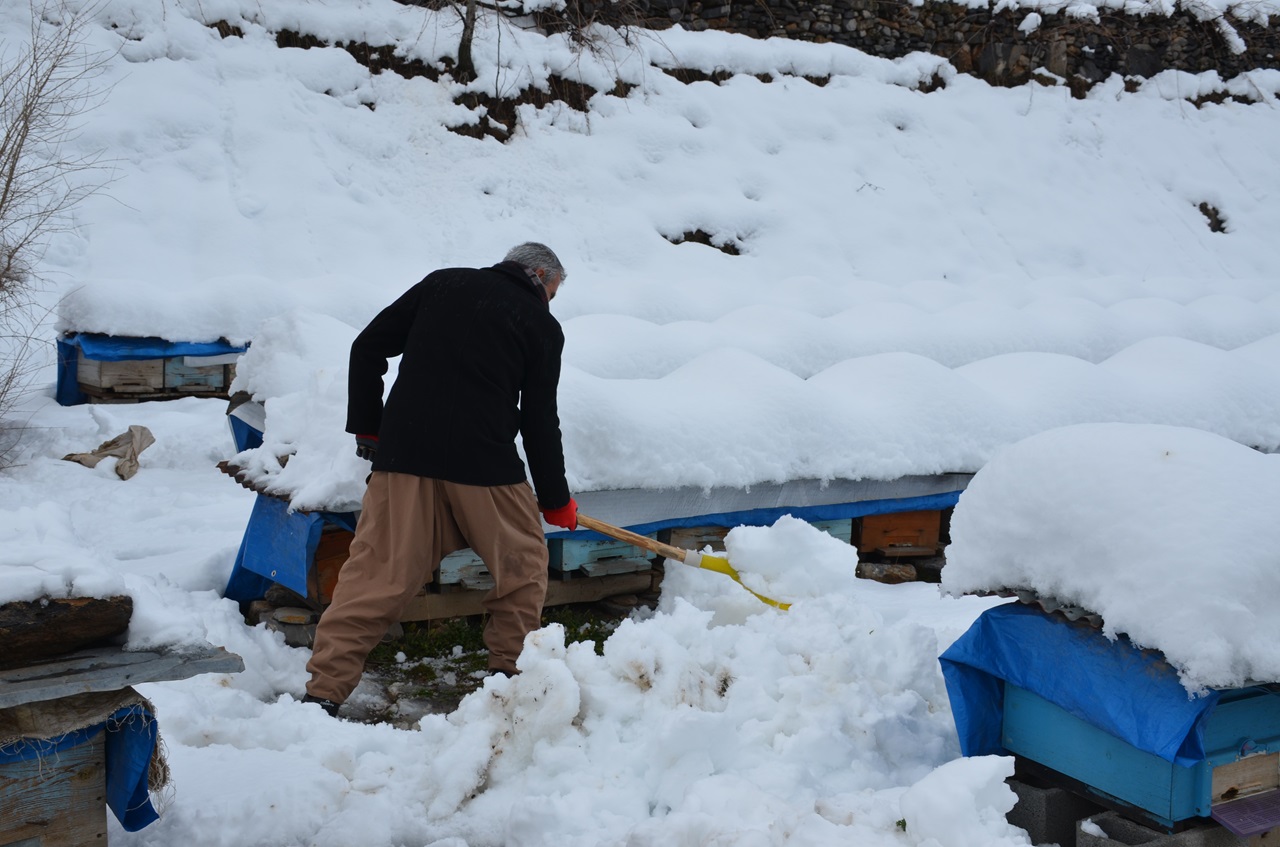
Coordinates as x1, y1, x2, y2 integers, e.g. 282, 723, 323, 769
575, 514, 791, 611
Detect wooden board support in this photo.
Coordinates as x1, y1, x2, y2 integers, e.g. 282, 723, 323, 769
400, 572, 653, 622
0, 645, 244, 710
0, 733, 106, 847
0, 597, 133, 670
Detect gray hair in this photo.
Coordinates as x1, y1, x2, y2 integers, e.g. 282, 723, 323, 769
504, 242, 566, 283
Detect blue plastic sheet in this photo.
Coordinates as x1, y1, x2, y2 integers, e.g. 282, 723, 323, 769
548, 490, 963, 540
224, 494, 357, 602
940, 603, 1219, 767
227, 415, 263, 452
56, 333, 248, 406
225, 490, 955, 601
0, 705, 160, 831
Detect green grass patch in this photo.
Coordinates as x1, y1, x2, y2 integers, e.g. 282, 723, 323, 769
368, 603, 625, 667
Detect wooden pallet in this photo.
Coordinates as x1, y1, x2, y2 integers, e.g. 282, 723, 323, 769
401, 571, 654, 622
0, 645, 244, 709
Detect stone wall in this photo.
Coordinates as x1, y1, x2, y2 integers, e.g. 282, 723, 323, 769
633, 0, 1280, 89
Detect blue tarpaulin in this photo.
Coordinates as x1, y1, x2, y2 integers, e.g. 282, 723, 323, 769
0, 704, 160, 832
224, 494, 357, 602
547, 490, 963, 540
56, 333, 248, 406
940, 603, 1219, 767
224, 490, 959, 601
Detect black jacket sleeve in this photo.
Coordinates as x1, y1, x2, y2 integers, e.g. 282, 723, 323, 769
346, 281, 427, 437
520, 321, 571, 509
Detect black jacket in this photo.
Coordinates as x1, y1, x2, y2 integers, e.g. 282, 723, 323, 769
346, 262, 571, 509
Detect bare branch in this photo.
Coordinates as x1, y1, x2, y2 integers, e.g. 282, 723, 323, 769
0, 0, 115, 461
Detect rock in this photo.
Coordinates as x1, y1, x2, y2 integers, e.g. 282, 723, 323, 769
856, 562, 917, 584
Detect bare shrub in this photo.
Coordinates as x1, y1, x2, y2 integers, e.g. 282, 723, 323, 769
0, 0, 113, 463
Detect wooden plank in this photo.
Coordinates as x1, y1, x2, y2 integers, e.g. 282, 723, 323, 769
399, 572, 653, 622
0, 733, 106, 847
1214, 754, 1280, 804
182, 353, 240, 367
0, 597, 133, 670
0, 646, 244, 709
580, 558, 651, 578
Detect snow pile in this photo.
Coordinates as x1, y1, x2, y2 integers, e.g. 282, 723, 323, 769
1, 0, 1279, 842
942, 422, 1280, 690
114, 559, 1006, 847
722, 514, 861, 602
396, 573, 1005, 847
227, 310, 373, 509
55, 275, 298, 346
0, 501, 127, 603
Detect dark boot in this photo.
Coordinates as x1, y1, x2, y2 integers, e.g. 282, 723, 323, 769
302, 694, 342, 717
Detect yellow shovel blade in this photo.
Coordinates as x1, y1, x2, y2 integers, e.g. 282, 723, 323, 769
684, 551, 791, 611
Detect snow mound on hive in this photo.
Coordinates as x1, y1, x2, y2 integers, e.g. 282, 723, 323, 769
942, 422, 1280, 691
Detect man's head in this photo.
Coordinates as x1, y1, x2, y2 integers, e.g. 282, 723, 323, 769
505, 242, 566, 301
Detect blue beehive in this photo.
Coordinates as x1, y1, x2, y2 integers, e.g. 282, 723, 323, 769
942, 603, 1280, 837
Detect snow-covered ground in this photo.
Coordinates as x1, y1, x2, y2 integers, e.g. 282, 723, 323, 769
2, 0, 1279, 844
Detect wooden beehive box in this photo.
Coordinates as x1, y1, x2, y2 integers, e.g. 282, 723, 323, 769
0, 733, 107, 847
77, 350, 237, 402
548, 533, 653, 577
1003, 681, 1280, 833
438, 548, 494, 590
311, 526, 500, 595
76, 354, 164, 394
857, 510, 941, 557
311, 526, 354, 605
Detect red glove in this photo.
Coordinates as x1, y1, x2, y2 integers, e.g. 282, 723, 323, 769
540, 498, 578, 530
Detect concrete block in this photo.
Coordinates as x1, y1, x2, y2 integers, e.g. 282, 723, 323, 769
1077, 810, 1243, 847
1008, 777, 1105, 847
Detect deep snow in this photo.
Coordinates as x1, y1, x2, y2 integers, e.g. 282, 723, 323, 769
2, 0, 1278, 844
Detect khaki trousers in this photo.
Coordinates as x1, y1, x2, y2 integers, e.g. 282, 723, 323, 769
306, 472, 548, 703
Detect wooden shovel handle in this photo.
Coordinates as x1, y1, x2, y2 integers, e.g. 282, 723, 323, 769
576, 513, 688, 562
